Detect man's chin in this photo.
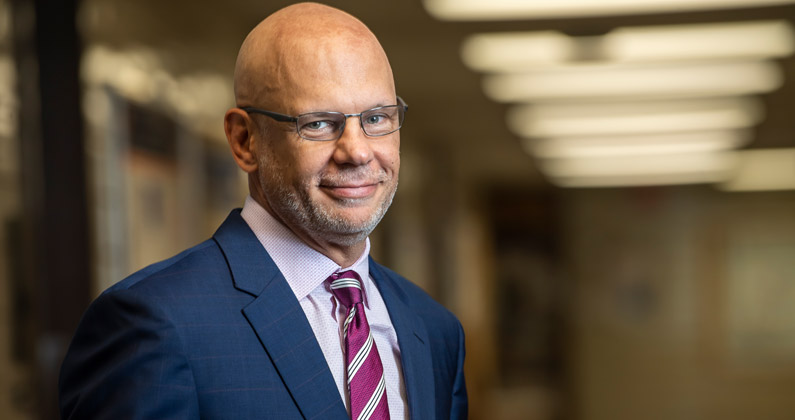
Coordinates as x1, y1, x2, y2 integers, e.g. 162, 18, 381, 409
315, 196, 382, 220
313, 208, 381, 238
326, 217, 377, 235
306, 188, 395, 244
322, 193, 381, 208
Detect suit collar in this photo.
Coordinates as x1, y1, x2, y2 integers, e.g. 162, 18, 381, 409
213, 209, 278, 296
370, 258, 435, 419
213, 210, 348, 419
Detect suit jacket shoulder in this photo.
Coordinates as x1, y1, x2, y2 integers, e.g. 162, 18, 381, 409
60, 211, 347, 419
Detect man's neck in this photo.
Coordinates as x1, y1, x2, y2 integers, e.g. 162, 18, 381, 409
307, 240, 366, 268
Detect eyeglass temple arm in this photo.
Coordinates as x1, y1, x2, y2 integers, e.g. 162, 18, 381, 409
239, 107, 297, 122
397, 96, 408, 111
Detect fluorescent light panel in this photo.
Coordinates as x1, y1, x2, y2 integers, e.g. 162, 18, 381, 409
526, 130, 752, 159
606, 20, 795, 62
485, 60, 782, 102
540, 151, 737, 178
461, 31, 575, 71
425, 0, 795, 21
546, 148, 795, 189
720, 148, 795, 191
462, 21, 794, 72
508, 97, 764, 138
551, 172, 732, 187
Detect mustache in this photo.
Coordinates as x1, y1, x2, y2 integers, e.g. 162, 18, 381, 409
318, 166, 389, 186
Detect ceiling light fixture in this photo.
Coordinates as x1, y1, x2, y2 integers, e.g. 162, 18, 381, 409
507, 97, 764, 138
485, 60, 782, 102
539, 151, 737, 180
462, 21, 794, 72
461, 31, 575, 71
549, 172, 733, 187
526, 130, 751, 159
605, 20, 795, 62
425, 0, 795, 21
720, 148, 795, 191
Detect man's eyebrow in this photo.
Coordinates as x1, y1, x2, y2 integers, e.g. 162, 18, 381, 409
301, 102, 393, 114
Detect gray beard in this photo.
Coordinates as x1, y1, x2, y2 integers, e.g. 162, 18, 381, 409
259, 161, 397, 247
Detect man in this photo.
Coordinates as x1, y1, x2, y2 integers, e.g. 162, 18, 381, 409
59, 3, 467, 419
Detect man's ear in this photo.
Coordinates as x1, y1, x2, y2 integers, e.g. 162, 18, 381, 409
224, 108, 259, 173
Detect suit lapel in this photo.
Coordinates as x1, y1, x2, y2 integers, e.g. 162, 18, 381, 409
213, 211, 348, 419
241, 283, 348, 419
370, 259, 435, 420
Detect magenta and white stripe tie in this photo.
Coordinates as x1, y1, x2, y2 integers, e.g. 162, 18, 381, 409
328, 271, 390, 420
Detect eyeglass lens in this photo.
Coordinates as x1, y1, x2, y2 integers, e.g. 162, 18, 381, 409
297, 105, 403, 141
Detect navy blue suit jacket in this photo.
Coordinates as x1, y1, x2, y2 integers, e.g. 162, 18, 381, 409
59, 210, 467, 419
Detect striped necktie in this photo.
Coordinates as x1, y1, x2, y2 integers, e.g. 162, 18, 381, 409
328, 271, 390, 420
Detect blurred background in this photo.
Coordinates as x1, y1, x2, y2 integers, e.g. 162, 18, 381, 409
1, 0, 795, 419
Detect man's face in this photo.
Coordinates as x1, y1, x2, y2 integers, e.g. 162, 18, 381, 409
252, 44, 400, 247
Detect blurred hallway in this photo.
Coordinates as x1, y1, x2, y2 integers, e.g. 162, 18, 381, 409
1, 0, 794, 419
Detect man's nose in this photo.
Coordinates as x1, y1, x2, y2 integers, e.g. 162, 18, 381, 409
332, 117, 374, 166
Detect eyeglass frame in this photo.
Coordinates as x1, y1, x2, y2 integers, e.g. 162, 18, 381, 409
239, 96, 408, 141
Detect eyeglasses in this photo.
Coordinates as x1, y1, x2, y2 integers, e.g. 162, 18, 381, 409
241, 97, 408, 141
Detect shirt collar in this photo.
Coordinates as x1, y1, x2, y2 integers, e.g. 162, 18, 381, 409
240, 196, 371, 302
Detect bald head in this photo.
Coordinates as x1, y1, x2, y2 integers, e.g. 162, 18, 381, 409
233, 3, 395, 111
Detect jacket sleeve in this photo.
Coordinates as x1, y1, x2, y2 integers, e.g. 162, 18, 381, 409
59, 288, 200, 420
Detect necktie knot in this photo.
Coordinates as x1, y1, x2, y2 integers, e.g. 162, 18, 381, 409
327, 270, 364, 309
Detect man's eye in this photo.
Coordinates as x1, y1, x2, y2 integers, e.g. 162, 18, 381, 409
302, 120, 336, 131
364, 114, 387, 125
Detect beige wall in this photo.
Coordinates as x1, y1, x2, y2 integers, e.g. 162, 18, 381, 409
564, 187, 795, 420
